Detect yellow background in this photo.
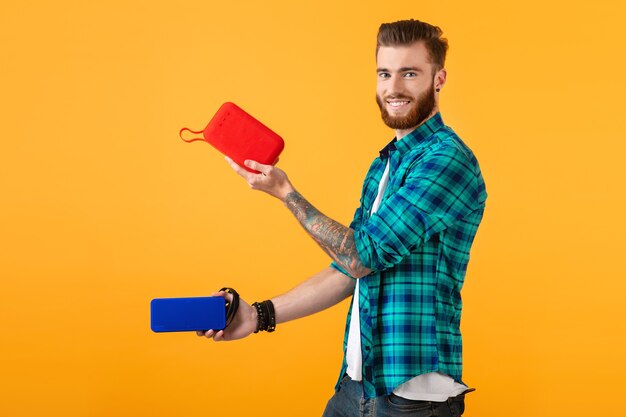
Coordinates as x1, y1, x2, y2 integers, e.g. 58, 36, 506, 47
1, 1, 625, 416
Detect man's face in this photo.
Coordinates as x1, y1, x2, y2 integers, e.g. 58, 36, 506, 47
376, 42, 438, 131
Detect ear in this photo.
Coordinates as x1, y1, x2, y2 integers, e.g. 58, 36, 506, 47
434, 68, 447, 92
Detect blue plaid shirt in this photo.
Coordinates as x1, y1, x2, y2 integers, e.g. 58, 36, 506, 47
331, 113, 487, 398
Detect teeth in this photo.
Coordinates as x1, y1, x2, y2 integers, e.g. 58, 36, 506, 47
388, 101, 409, 107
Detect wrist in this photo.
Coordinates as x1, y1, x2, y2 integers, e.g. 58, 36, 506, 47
249, 305, 258, 327
280, 182, 296, 202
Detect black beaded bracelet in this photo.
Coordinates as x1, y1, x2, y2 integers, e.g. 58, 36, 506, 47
252, 302, 265, 333
252, 300, 276, 333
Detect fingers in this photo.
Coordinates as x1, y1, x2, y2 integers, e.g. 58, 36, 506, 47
196, 329, 225, 341
225, 156, 255, 181
196, 291, 231, 341
243, 160, 271, 175
225, 157, 274, 182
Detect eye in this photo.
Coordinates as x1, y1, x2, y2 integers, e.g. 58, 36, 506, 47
404, 72, 418, 78
378, 72, 390, 79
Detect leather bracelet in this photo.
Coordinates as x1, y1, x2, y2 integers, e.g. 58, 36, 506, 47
219, 287, 240, 329
252, 300, 276, 333
264, 300, 276, 333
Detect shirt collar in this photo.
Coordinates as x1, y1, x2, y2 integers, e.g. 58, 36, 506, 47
392, 112, 445, 157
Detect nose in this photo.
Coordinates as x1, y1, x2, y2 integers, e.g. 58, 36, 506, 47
388, 74, 405, 97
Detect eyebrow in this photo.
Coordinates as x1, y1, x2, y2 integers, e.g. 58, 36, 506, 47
377, 66, 423, 73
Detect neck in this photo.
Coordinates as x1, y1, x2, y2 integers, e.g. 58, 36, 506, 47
394, 105, 439, 140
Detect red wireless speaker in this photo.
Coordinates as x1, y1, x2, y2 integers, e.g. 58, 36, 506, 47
179, 102, 285, 173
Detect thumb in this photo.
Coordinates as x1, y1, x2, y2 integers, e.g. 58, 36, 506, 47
211, 291, 233, 304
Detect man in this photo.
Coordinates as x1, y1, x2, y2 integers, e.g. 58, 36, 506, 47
198, 19, 487, 417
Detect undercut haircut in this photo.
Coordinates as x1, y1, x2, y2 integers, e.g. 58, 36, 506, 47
376, 19, 449, 74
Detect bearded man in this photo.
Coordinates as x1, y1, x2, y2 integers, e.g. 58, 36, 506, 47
199, 19, 487, 417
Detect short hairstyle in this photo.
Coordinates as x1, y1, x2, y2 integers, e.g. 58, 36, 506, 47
376, 19, 449, 73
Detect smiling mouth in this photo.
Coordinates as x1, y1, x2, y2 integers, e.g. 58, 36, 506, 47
387, 100, 410, 109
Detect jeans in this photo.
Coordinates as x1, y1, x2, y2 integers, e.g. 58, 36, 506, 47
322, 375, 467, 417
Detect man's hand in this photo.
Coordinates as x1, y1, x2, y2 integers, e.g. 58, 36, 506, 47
196, 290, 257, 342
225, 157, 294, 201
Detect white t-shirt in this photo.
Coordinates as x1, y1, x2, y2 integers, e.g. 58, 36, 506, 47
345, 159, 468, 402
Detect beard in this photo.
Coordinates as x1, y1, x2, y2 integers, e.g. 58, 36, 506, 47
376, 82, 436, 130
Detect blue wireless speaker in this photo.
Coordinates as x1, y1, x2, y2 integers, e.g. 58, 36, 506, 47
150, 297, 226, 332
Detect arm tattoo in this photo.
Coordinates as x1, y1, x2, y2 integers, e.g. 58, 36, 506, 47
284, 191, 370, 278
